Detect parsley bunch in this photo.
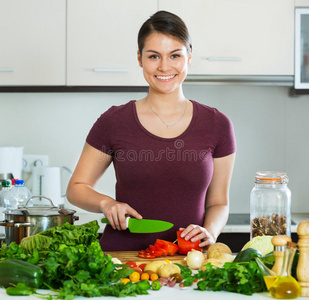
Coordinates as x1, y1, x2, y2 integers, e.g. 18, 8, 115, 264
177, 261, 267, 296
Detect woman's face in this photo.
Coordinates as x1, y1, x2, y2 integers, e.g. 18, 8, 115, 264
138, 32, 191, 95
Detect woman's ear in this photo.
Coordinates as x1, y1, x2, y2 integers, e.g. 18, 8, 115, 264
137, 50, 143, 67
188, 51, 192, 65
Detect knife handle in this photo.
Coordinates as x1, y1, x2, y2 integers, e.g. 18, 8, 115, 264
101, 217, 130, 228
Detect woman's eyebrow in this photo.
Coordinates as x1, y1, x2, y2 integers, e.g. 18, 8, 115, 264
145, 49, 183, 54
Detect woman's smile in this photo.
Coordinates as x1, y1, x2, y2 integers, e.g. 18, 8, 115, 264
155, 74, 177, 81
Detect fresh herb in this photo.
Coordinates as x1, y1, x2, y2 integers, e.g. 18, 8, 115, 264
179, 261, 267, 296
0, 221, 151, 299
5, 283, 37, 296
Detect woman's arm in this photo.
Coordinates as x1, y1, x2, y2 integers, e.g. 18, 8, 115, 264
66, 142, 142, 231
179, 153, 236, 248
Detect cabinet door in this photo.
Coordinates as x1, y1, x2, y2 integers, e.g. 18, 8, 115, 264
67, 0, 157, 86
0, 0, 65, 86
159, 0, 294, 75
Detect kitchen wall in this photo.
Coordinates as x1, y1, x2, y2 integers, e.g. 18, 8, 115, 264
0, 85, 308, 214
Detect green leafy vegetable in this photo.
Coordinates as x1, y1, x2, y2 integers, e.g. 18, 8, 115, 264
179, 261, 267, 296
0, 221, 150, 299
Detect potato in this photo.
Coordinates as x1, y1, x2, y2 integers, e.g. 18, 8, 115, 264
206, 242, 232, 259
158, 263, 181, 278
201, 258, 224, 269
144, 261, 167, 274
215, 253, 234, 263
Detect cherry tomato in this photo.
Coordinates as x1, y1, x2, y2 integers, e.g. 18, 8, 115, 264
120, 278, 130, 285
129, 271, 140, 282
125, 261, 137, 268
139, 263, 147, 271
140, 272, 150, 281
133, 266, 143, 274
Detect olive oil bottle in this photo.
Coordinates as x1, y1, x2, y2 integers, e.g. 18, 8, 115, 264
269, 242, 301, 299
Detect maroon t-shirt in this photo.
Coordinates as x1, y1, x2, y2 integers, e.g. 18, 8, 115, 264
86, 100, 236, 251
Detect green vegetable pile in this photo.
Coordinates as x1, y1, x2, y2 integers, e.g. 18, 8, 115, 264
176, 260, 267, 296
0, 221, 151, 299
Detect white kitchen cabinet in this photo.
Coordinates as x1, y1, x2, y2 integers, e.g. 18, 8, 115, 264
295, 0, 309, 7
159, 0, 294, 76
0, 0, 66, 86
67, 0, 157, 86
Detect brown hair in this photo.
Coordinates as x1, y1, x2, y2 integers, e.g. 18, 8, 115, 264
138, 10, 192, 55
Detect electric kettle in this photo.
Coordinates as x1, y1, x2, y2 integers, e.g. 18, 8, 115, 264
31, 166, 72, 207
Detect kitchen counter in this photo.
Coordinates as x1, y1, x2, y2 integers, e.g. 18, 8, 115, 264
74, 212, 309, 234
1, 286, 308, 300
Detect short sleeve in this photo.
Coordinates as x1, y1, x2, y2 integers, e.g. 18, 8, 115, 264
213, 110, 237, 158
86, 107, 114, 156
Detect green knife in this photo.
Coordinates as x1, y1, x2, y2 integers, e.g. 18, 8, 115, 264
101, 217, 173, 233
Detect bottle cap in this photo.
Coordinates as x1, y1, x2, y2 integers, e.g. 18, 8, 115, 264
11, 179, 18, 185
14, 179, 25, 186
1, 180, 11, 188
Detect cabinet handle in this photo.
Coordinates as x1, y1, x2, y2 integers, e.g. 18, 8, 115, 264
93, 68, 129, 73
0, 68, 14, 72
206, 57, 242, 61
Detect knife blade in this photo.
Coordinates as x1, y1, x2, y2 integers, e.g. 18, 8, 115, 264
101, 217, 174, 233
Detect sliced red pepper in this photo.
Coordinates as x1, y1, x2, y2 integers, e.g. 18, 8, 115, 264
159, 248, 168, 256
155, 239, 178, 256
176, 230, 202, 255
138, 252, 155, 259
149, 245, 157, 251
138, 238, 179, 260
152, 250, 163, 257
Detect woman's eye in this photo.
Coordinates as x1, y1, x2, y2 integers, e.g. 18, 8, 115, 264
149, 55, 159, 59
171, 54, 180, 59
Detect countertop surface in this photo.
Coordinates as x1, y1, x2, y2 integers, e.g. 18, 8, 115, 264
1, 287, 308, 300
74, 212, 308, 234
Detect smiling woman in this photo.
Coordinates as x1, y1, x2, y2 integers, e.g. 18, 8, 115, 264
66, 10, 236, 252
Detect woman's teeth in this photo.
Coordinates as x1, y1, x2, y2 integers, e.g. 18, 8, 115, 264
156, 75, 176, 80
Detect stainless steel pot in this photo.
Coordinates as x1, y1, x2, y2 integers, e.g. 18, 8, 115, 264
0, 196, 79, 245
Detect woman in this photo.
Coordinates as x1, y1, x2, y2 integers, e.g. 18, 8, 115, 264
66, 11, 236, 251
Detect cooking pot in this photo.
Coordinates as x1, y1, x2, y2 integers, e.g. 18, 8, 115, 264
0, 196, 79, 245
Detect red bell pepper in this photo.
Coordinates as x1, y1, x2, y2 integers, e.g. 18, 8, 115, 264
176, 230, 202, 255
154, 239, 178, 256
138, 251, 155, 259
137, 239, 179, 259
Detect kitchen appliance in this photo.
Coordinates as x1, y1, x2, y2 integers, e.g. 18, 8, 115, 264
31, 166, 72, 207
0, 147, 23, 180
0, 196, 78, 245
101, 217, 174, 233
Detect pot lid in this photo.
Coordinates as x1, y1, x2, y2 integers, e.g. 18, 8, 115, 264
4, 196, 76, 216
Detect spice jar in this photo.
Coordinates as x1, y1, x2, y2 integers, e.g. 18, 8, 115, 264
250, 171, 291, 239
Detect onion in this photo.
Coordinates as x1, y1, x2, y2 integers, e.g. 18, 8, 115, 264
186, 249, 205, 270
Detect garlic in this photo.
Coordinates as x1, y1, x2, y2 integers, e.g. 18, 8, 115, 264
186, 249, 205, 270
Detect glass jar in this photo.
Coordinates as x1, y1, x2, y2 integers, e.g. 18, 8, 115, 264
250, 171, 291, 239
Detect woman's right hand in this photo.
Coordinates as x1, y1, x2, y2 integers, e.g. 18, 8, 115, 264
101, 198, 143, 231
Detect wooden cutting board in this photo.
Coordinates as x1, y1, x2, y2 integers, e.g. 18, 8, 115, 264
104, 251, 187, 266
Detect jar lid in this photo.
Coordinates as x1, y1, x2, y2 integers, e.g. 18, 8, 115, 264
255, 171, 288, 184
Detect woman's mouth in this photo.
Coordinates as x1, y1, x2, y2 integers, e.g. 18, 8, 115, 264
155, 75, 176, 81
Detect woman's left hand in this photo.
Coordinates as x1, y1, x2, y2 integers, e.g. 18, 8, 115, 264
179, 224, 216, 248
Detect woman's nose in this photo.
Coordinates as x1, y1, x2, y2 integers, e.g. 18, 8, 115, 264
158, 57, 170, 72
